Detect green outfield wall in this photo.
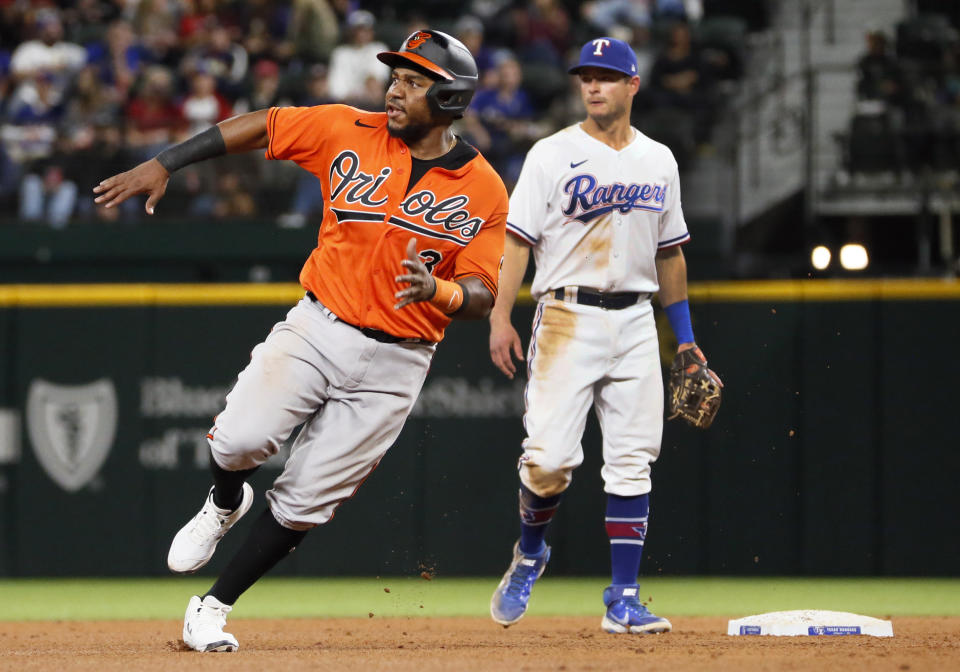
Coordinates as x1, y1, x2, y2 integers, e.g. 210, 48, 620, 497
0, 280, 957, 578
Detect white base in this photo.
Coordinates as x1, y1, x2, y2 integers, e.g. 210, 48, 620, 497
727, 610, 893, 637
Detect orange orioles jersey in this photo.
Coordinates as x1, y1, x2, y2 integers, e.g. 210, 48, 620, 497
266, 104, 507, 343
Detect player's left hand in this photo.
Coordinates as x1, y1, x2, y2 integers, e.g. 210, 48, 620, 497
669, 344, 723, 429
93, 158, 170, 215
677, 342, 723, 387
394, 237, 437, 310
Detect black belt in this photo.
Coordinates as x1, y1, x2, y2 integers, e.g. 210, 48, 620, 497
553, 287, 651, 310
306, 292, 433, 345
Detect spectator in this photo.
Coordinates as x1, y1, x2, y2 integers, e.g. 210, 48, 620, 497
632, 24, 657, 83
132, 0, 183, 69
133, 0, 179, 38
298, 63, 334, 107
464, 50, 547, 186
64, 0, 122, 47
288, 0, 340, 62
506, 0, 572, 66
857, 29, 906, 113
327, 10, 389, 108
238, 1, 296, 65
183, 22, 249, 99
455, 15, 497, 87
0, 142, 19, 215
212, 171, 257, 218
941, 41, 960, 108
545, 63, 587, 129
124, 65, 186, 161
656, 0, 703, 23
181, 70, 233, 136
63, 65, 121, 134
18, 162, 77, 228
190, 169, 257, 219
178, 0, 220, 50
88, 19, 148, 100
0, 49, 12, 106
63, 123, 132, 223
0, 52, 18, 210
3, 72, 75, 227
582, 0, 652, 33
647, 21, 714, 142
10, 9, 86, 86
234, 60, 292, 114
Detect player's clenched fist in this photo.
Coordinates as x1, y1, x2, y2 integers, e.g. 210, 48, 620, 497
93, 158, 170, 215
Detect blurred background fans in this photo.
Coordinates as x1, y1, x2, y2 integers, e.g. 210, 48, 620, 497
0, 0, 958, 279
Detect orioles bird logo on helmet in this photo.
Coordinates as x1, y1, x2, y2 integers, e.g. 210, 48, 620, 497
406, 32, 432, 49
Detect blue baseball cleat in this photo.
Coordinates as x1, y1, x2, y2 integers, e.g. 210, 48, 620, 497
490, 540, 551, 626
601, 584, 673, 634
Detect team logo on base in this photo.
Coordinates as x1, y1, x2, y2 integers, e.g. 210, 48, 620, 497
26, 379, 118, 492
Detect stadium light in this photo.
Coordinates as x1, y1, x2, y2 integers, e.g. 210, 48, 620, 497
811, 245, 831, 270
839, 244, 869, 271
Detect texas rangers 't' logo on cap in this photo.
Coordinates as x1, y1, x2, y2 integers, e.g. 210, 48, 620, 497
568, 37, 639, 77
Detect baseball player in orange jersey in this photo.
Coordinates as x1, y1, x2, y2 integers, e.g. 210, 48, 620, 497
94, 30, 506, 652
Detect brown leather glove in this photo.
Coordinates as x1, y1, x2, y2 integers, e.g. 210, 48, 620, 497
667, 346, 722, 429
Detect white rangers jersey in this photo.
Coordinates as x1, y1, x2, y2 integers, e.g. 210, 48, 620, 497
506, 123, 689, 299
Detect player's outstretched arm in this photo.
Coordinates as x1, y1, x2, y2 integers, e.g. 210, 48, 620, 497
488, 235, 530, 379
394, 238, 495, 319
93, 110, 270, 214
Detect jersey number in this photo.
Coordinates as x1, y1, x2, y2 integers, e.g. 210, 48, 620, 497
419, 250, 442, 273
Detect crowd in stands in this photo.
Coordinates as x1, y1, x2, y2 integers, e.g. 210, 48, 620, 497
0, 0, 759, 227
843, 8, 960, 179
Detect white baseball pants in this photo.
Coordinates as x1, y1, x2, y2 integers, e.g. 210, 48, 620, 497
519, 296, 663, 498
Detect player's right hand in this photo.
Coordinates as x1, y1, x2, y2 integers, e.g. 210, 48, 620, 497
489, 319, 524, 379
93, 158, 170, 215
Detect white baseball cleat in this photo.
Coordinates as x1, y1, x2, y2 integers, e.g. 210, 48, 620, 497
167, 483, 254, 573
182, 595, 239, 652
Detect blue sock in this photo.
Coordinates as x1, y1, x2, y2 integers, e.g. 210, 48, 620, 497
518, 484, 561, 556
606, 493, 649, 586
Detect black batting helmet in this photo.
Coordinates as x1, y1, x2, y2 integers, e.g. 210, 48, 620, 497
377, 30, 478, 119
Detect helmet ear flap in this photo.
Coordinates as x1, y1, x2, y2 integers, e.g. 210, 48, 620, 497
426, 79, 475, 119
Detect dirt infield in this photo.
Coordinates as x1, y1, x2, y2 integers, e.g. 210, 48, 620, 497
1, 616, 958, 671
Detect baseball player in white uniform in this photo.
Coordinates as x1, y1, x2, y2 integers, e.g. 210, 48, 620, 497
488, 37, 720, 634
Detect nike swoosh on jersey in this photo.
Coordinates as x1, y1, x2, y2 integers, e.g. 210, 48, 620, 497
355, 119, 376, 128
570, 159, 588, 168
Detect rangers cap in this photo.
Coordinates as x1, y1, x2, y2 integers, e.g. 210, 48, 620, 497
569, 37, 639, 77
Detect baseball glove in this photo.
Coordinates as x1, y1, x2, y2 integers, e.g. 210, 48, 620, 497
667, 347, 722, 429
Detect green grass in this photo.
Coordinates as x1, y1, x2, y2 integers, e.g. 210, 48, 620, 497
0, 577, 957, 621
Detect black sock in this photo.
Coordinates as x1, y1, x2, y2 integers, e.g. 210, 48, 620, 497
209, 453, 259, 511
205, 507, 307, 605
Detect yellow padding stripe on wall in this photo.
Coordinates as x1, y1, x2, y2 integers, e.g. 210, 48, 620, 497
0, 279, 958, 307
0, 284, 306, 307
686, 278, 960, 301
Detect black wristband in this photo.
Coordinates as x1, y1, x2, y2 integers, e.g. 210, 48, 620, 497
155, 125, 227, 173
